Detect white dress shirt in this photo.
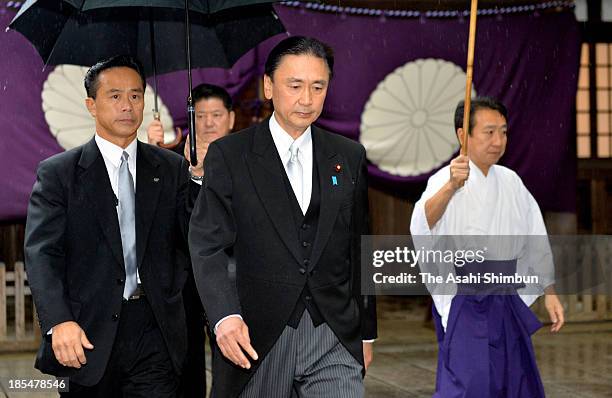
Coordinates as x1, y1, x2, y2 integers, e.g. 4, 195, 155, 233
269, 112, 313, 214
94, 134, 141, 284
410, 161, 554, 331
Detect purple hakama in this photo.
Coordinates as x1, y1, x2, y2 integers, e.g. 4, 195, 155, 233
431, 260, 547, 398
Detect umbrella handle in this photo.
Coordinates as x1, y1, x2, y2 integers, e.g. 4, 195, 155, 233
153, 111, 183, 148
188, 101, 197, 166
158, 127, 184, 149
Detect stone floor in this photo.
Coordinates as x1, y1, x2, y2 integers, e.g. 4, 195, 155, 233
1, 318, 611, 397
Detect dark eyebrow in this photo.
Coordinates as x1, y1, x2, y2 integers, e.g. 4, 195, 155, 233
482, 124, 507, 129
105, 88, 144, 94
284, 77, 328, 86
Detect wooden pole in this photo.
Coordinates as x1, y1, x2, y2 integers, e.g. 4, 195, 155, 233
461, 0, 479, 156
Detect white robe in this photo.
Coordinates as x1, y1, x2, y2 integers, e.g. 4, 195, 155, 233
410, 161, 554, 330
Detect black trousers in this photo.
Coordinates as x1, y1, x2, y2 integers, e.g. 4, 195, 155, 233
181, 273, 212, 398
62, 298, 179, 398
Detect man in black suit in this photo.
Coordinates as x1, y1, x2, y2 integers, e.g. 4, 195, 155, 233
25, 55, 192, 397
147, 83, 236, 398
189, 36, 378, 398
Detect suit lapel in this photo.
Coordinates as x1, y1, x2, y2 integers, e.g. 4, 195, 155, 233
246, 120, 302, 265
135, 142, 162, 270
78, 138, 125, 270
309, 126, 344, 269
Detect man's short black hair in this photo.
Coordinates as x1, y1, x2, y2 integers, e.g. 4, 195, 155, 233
264, 36, 334, 80
84, 55, 146, 99
192, 83, 233, 111
454, 96, 508, 134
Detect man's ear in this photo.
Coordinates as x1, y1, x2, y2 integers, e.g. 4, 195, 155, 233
85, 97, 96, 119
228, 110, 236, 131
263, 74, 273, 100
457, 128, 466, 145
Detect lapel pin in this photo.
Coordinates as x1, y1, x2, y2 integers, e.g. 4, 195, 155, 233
334, 164, 342, 173
153, 177, 160, 182
331, 176, 338, 186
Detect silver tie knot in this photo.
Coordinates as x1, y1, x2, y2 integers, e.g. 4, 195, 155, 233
289, 142, 299, 163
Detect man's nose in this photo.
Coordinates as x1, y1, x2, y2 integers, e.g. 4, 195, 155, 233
299, 88, 313, 106
491, 131, 503, 146
205, 115, 214, 126
121, 97, 133, 112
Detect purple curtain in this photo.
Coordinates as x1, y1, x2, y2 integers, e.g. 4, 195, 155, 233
273, 6, 580, 212
0, 4, 580, 220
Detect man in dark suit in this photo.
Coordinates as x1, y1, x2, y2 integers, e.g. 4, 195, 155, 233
25, 55, 192, 397
146, 83, 236, 398
189, 36, 378, 398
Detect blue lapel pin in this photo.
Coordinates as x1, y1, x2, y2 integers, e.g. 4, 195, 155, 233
332, 163, 342, 186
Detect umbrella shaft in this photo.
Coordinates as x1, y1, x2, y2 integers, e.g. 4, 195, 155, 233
188, 102, 197, 166
185, 0, 193, 98
149, 12, 159, 113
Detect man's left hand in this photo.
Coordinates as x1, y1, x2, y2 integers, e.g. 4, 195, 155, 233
183, 135, 209, 177
363, 342, 373, 371
545, 293, 565, 333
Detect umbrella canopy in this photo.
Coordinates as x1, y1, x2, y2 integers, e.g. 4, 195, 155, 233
9, 0, 285, 163
9, 0, 285, 76
64, 0, 277, 14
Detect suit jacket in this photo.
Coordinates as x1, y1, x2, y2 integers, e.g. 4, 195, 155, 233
189, 119, 378, 397
24, 138, 192, 386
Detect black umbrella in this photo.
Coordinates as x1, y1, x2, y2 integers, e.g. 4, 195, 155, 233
9, 0, 285, 164
65, 0, 279, 14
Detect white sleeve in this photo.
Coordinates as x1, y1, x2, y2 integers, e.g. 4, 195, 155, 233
432, 295, 454, 332
517, 187, 554, 306
409, 170, 446, 236
410, 170, 456, 332
214, 314, 243, 334
410, 194, 433, 236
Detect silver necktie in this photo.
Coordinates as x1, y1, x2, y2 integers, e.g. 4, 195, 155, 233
287, 142, 304, 214
118, 151, 137, 299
